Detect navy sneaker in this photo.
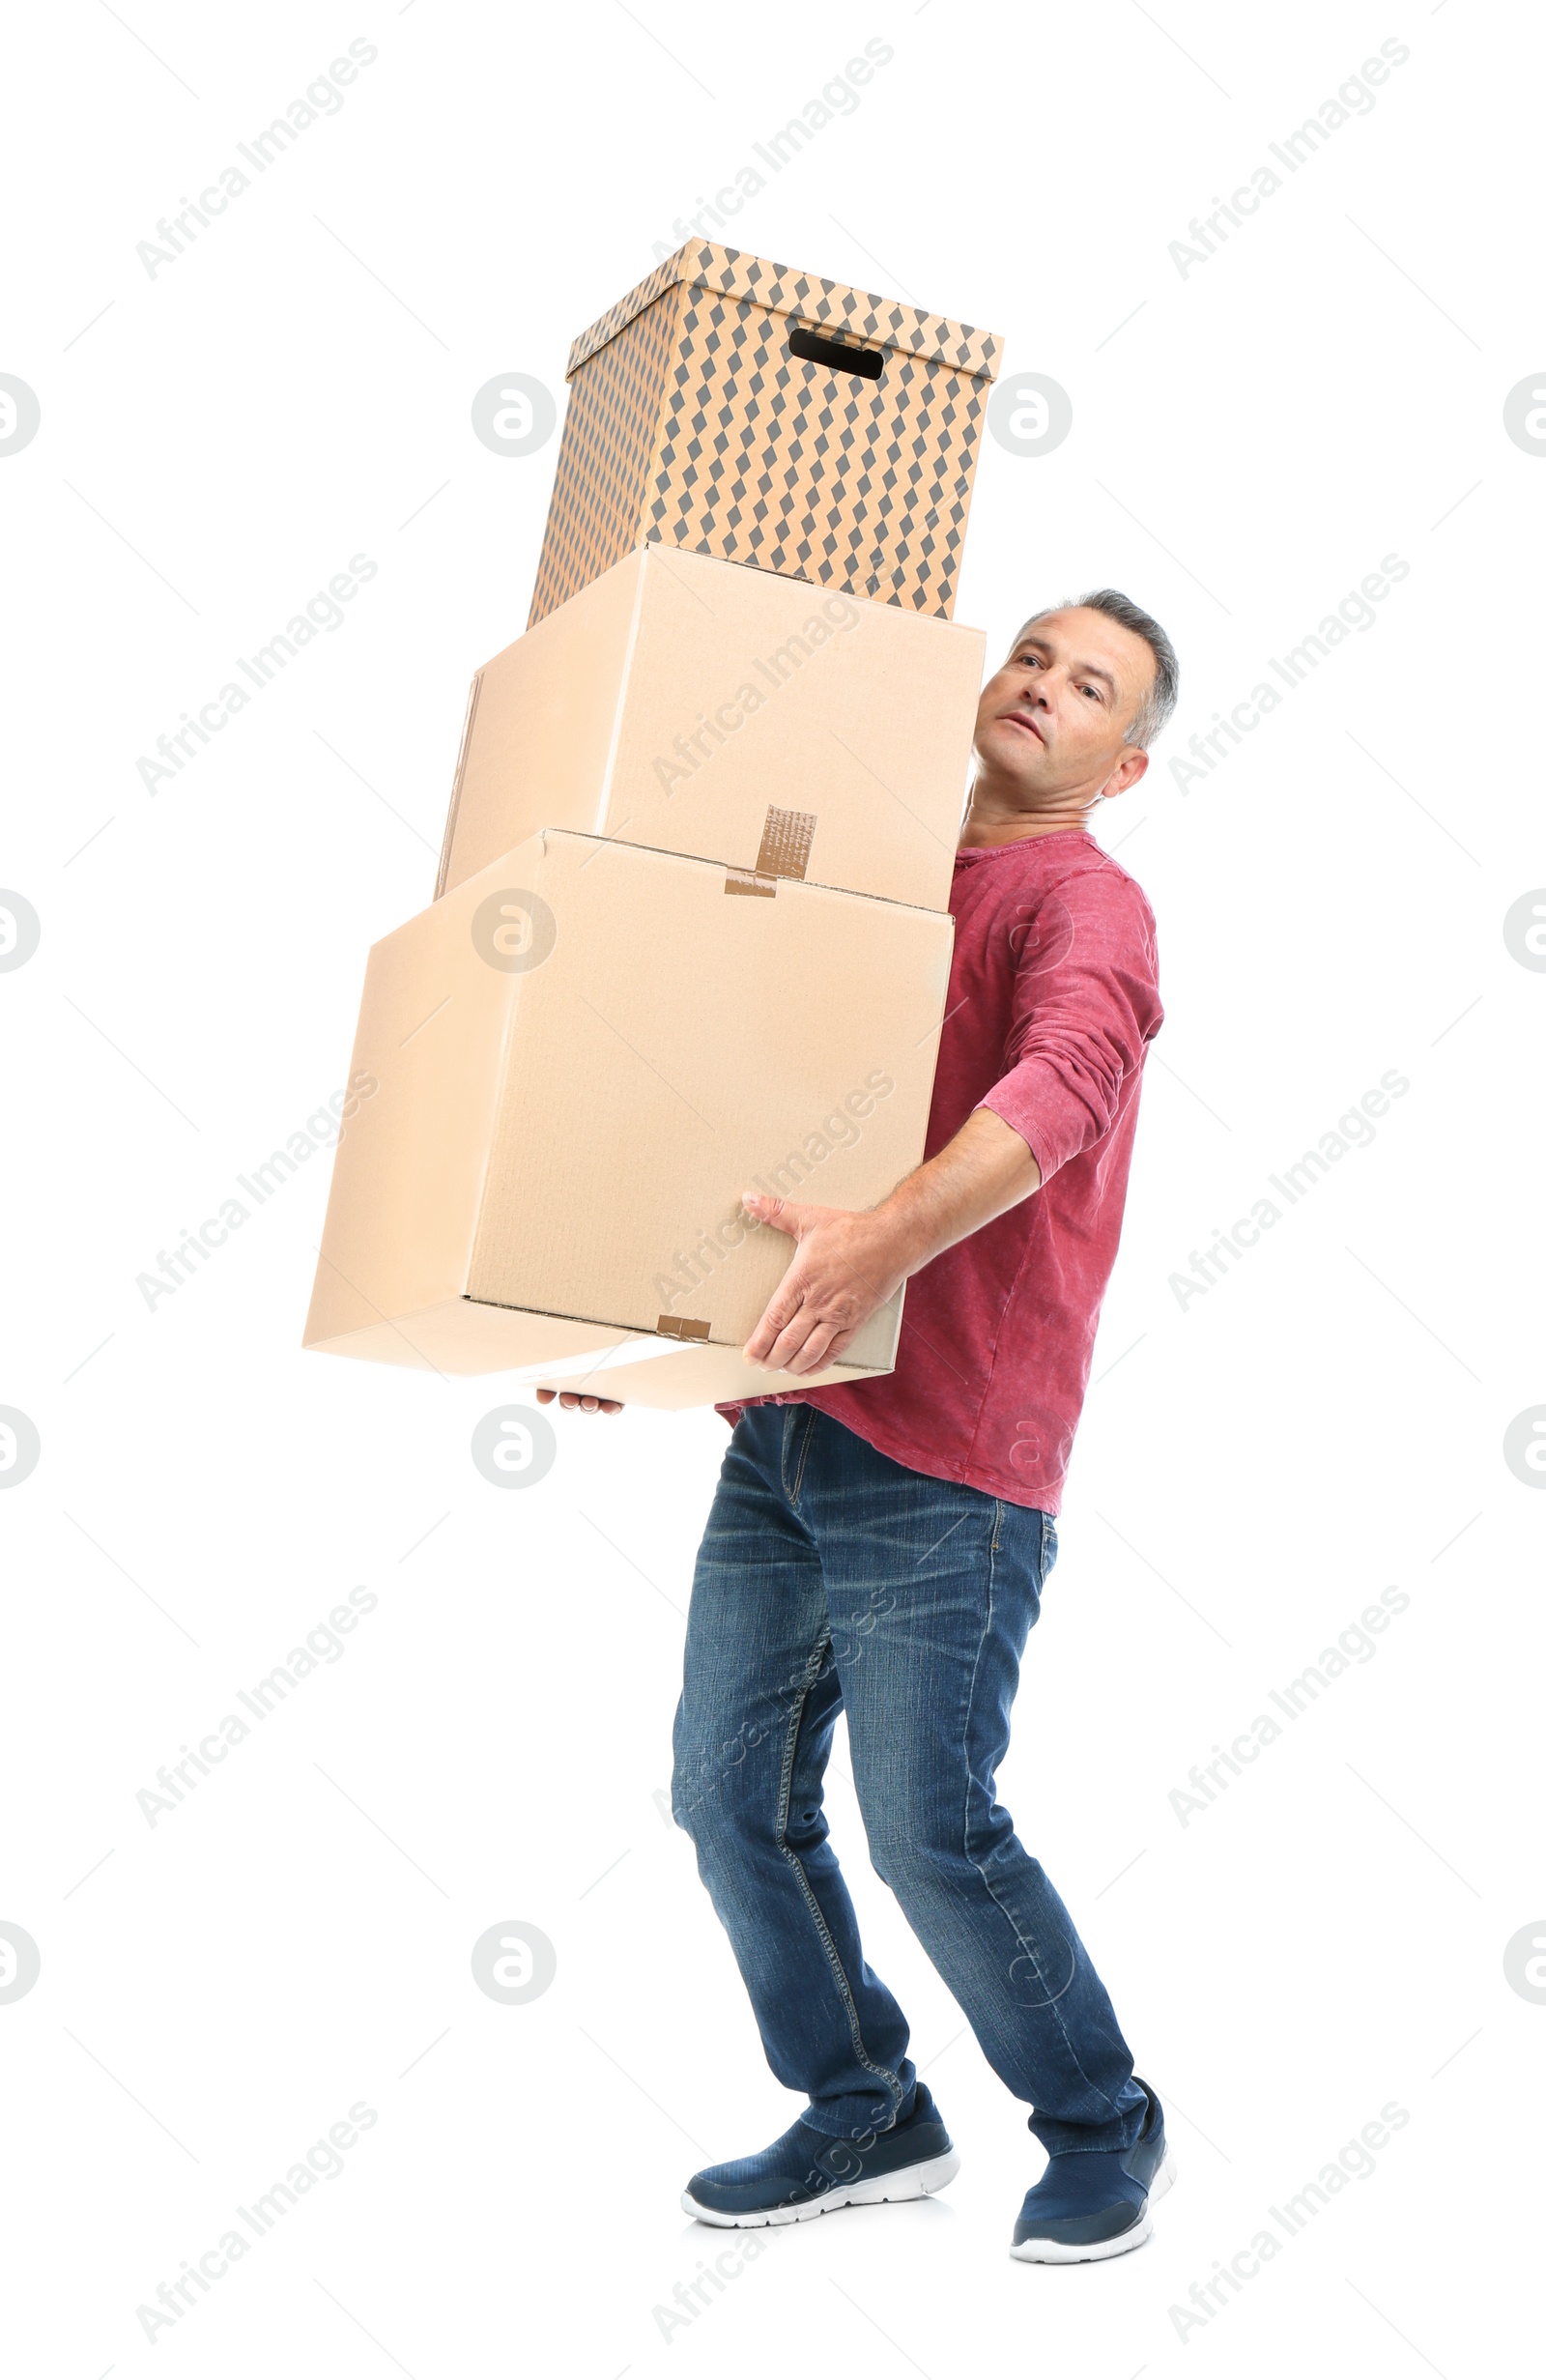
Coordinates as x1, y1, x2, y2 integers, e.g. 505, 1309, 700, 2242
1011, 2079, 1175, 2263
682, 2082, 959, 2227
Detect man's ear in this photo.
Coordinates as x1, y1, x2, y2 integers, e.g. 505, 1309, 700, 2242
1099, 747, 1150, 801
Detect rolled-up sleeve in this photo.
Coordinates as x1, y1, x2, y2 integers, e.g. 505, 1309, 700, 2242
977, 865, 1162, 1184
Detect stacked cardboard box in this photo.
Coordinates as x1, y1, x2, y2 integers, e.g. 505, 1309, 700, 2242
304, 244, 1003, 1409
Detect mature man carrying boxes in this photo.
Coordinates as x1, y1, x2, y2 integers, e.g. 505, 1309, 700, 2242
554, 589, 1181, 2267
306, 238, 1177, 2264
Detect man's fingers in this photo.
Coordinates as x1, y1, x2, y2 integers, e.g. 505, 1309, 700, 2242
743, 1290, 803, 1363
784, 1322, 840, 1374
758, 1308, 827, 1374
741, 1190, 805, 1240
534, 1387, 622, 1413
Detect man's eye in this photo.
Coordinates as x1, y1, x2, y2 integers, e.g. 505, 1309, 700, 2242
1082, 683, 1103, 701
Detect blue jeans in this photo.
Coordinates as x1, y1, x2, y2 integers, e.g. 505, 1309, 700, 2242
672, 1407, 1147, 2155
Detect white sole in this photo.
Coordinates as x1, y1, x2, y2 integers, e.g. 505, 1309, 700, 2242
1009, 2148, 1177, 2264
682, 2148, 961, 2228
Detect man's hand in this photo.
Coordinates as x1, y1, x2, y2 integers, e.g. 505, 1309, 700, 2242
741, 1107, 1044, 1376
740, 1193, 913, 1375
533, 1113, 1043, 1395
535, 1388, 622, 1414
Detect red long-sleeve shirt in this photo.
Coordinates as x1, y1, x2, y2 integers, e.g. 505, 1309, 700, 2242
721, 827, 1163, 1513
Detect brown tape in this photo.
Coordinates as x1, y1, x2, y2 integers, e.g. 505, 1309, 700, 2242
755, 805, 816, 882
725, 869, 776, 899
656, 1314, 711, 1340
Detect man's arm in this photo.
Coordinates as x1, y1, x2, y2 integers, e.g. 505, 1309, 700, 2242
534, 1109, 1040, 1408
740, 1105, 1041, 1375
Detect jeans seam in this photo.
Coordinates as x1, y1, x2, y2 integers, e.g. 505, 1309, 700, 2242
961, 1507, 1121, 2125
777, 1626, 906, 2120
788, 1408, 816, 1505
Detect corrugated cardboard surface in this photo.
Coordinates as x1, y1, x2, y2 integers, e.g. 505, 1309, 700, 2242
302, 864, 527, 1354
305, 833, 955, 1407
467, 833, 952, 1335
436, 548, 643, 900
440, 547, 983, 910
529, 242, 1004, 628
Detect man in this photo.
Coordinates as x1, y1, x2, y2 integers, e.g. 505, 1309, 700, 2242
538, 589, 1177, 2263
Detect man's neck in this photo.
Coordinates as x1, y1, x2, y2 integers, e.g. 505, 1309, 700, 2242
959, 782, 1099, 849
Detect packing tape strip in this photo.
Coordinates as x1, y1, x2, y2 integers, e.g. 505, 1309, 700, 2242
724, 807, 817, 898
656, 1314, 711, 1340
756, 805, 816, 881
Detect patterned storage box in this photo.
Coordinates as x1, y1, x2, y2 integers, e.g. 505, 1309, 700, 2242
528, 242, 1003, 627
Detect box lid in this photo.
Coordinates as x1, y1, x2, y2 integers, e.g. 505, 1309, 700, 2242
566, 241, 1004, 383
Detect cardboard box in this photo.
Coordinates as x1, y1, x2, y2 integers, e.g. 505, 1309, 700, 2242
304, 831, 954, 1409
529, 241, 1003, 629
438, 546, 984, 911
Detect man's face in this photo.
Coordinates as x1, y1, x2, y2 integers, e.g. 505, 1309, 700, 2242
973, 607, 1157, 804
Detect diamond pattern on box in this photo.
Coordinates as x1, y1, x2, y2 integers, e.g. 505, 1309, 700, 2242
529, 289, 680, 630
528, 243, 1003, 628
566, 243, 1002, 381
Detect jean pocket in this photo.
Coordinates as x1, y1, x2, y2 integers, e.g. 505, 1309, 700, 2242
1040, 1511, 1059, 1584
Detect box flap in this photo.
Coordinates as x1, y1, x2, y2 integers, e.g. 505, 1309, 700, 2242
566, 241, 1003, 384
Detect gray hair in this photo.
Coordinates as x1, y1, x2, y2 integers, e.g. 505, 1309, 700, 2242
1012, 588, 1179, 748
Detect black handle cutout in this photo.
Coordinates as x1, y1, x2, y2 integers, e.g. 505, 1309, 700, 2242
787, 325, 884, 381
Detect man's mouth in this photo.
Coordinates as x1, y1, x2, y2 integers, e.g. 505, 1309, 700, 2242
1001, 710, 1045, 745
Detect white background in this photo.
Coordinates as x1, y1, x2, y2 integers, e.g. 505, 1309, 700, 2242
3, 2, 1542, 2373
